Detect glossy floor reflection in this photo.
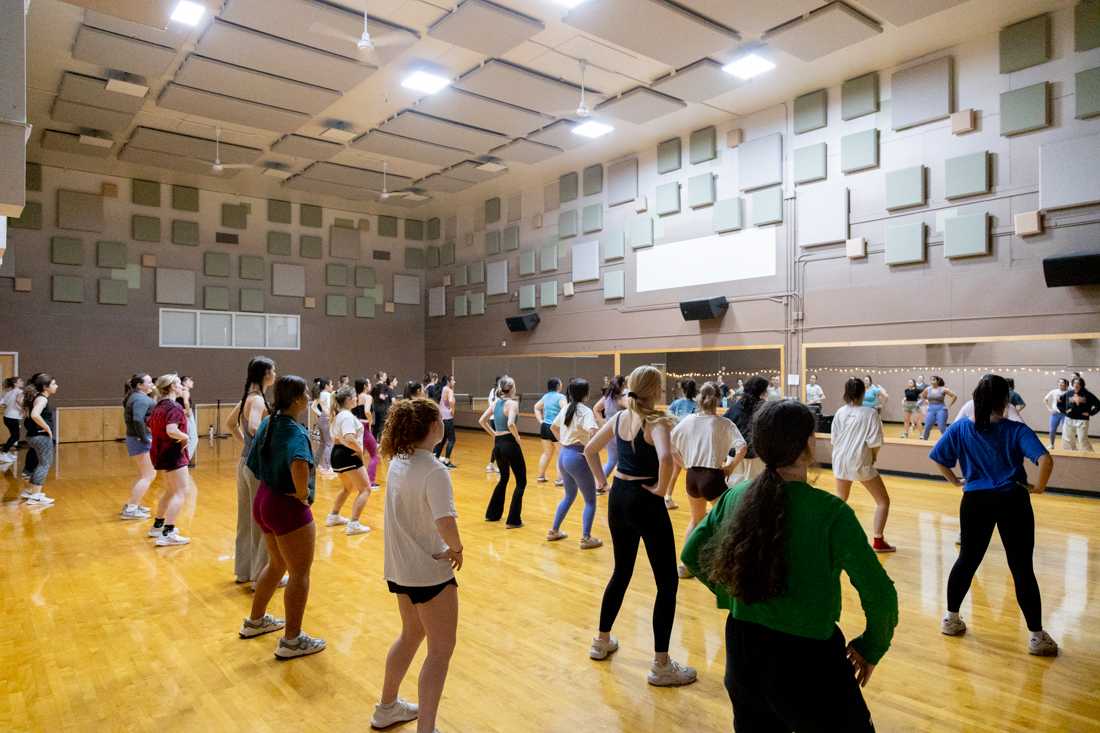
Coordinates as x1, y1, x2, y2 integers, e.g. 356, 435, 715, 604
1, 431, 1098, 732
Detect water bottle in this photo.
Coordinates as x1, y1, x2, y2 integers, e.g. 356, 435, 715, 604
208, 425, 215, 442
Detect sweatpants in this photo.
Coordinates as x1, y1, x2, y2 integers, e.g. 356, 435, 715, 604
598, 477, 678, 652
234, 458, 269, 582
923, 403, 948, 439
553, 444, 597, 537
313, 413, 333, 471
724, 615, 874, 733
1060, 417, 1092, 451
25, 434, 53, 486
1048, 412, 1065, 447
2, 417, 20, 452
485, 433, 526, 525
434, 418, 456, 461
947, 486, 1042, 631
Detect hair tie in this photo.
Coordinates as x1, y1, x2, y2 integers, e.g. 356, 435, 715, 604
627, 391, 639, 398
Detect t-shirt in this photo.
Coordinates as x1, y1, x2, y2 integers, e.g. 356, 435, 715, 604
862, 385, 882, 408
148, 398, 189, 470
1009, 390, 1026, 409
671, 413, 747, 469
929, 418, 1047, 492
331, 408, 364, 444
552, 402, 598, 446
1058, 388, 1100, 420
1043, 388, 1067, 414
540, 391, 566, 425
124, 391, 155, 440
426, 382, 443, 402
384, 449, 458, 587
805, 384, 824, 404
2, 388, 22, 420
767, 386, 782, 402
830, 404, 883, 481
247, 414, 316, 503
904, 388, 922, 402
956, 400, 1023, 423
667, 398, 698, 419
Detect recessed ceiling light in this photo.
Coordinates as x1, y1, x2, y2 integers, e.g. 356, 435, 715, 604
572, 120, 614, 139
170, 0, 206, 26
555, 0, 589, 8
722, 53, 776, 80
401, 70, 451, 95
476, 161, 507, 173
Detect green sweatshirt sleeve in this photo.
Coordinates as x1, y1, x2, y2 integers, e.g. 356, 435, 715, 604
832, 507, 899, 664
681, 488, 732, 598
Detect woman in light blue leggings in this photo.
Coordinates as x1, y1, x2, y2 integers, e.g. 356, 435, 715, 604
921, 376, 958, 440
547, 379, 603, 549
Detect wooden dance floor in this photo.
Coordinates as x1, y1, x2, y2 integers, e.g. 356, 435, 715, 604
1, 429, 1098, 732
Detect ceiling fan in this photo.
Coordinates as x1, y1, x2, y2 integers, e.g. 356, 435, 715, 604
367, 161, 419, 201
192, 127, 252, 175
545, 58, 593, 119
307, 5, 410, 54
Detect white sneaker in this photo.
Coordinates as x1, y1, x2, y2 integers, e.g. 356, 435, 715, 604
148, 525, 166, 538
647, 658, 697, 687
239, 614, 286, 639
554, 478, 564, 486
26, 492, 55, 506
0, 452, 15, 464
1028, 630, 1058, 657
346, 520, 371, 535
155, 529, 190, 546
589, 636, 619, 660
941, 614, 967, 636
19, 488, 35, 500
120, 504, 148, 520
275, 632, 326, 660
371, 698, 419, 729
325, 513, 349, 527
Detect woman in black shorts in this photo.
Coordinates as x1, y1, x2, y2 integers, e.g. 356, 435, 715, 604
325, 386, 372, 536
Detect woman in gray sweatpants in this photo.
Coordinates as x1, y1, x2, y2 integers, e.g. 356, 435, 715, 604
21, 373, 59, 506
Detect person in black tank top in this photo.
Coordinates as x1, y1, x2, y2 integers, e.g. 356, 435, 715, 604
478, 376, 527, 527
21, 372, 59, 506
581, 366, 697, 688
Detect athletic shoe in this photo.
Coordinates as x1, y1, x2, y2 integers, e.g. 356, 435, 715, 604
155, 529, 190, 546
579, 536, 603, 550
664, 498, 678, 510
443, 462, 457, 470
537, 476, 548, 483
554, 479, 564, 486
647, 658, 697, 687
275, 632, 326, 660
546, 529, 568, 542
940, 614, 967, 636
589, 636, 619, 660
872, 537, 896, 553
370, 483, 381, 490
148, 525, 165, 538
1028, 631, 1059, 657
505, 522, 524, 529
26, 492, 55, 506
485, 464, 498, 473
120, 504, 148, 520
0, 452, 14, 464
19, 488, 35, 500
677, 564, 695, 579
371, 698, 419, 729
346, 520, 371, 536
325, 513, 349, 527
239, 614, 285, 639
20, 473, 31, 482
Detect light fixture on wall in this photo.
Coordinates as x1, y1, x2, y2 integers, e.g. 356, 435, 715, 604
722, 52, 776, 80
169, 0, 206, 26
401, 70, 451, 95
572, 120, 614, 139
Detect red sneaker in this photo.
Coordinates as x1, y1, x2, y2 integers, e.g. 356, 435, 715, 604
872, 537, 897, 553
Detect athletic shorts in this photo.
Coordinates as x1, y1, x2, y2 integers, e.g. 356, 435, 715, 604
253, 481, 313, 536
387, 577, 457, 604
331, 444, 365, 473
125, 436, 151, 456
902, 401, 919, 413
686, 466, 729, 501
539, 423, 557, 442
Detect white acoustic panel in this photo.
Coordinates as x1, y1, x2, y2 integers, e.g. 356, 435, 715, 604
764, 3, 882, 61
352, 130, 468, 167
445, 161, 505, 183
50, 99, 132, 133
128, 126, 261, 164
119, 145, 245, 177
272, 263, 306, 297
596, 87, 687, 124
416, 87, 550, 138
456, 60, 604, 117
892, 56, 954, 131
304, 162, 414, 190
673, 1, 820, 35
72, 25, 176, 78
41, 130, 112, 158
416, 174, 474, 193
738, 133, 783, 191
636, 229, 776, 292
850, 0, 967, 26
175, 55, 340, 115
156, 267, 197, 304
428, 0, 544, 56
58, 72, 144, 113
284, 175, 369, 199
491, 138, 562, 164
608, 158, 638, 206
380, 111, 507, 154
158, 84, 310, 134
796, 184, 849, 248
428, 285, 446, 317
651, 58, 743, 102
83, 9, 189, 47
572, 240, 600, 282
528, 120, 588, 150
271, 134, 344, 160
394, 274, 422, 305
486, 259, 509, 296
1039, 133, 1100, 210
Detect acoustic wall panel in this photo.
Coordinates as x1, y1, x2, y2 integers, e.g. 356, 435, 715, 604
9, 201, 42, 230
841, 129, 879, 173
884, 221, 926, 264
405, 247, 426, 270
378, 216, 398, 238
738, 133, 783, 191
540, 243, 558, 272
885, 166, 926, 209
558, 210, 579, 239
583, 165, 604, 196
485, 229, 502, 255
355, 296, 376, 318
222, 203, 247, 229
519, 249, 537, 276
98, 278, 127, 305
501, 225, 519, 251
172, 185, 199, 212
96, 240, 127, 269
133, 215, 161, 242
171, 220, 199, 246
330, 226, 360, 260
657, 138, 681, 174
582, 204, 603, 232
355, 266, 377, 288
945, 151, 990, 199
1077, 67, 1100, 119
572, 239, 600, 282
793, 143, 827, 184
608, 158, 638, 206
57, 189, 104, 232
750, 187, 783, 226
268, 199, 292, 224
689, 126, 717, 164
793, 90, 827, 133
486, 260, 509, 296
204, 251, 231, 277
300, 235, 323, 259
603, 231, 625, 261
301, 204, 323, 228
267, 231, 292, 256
540, 281, 558, 307
891, 56, 953, 130
205, 286, 231, 311
485, 197, 501, 224
519, 284, 536, 310
405, 219, 425, 241
1000, 82, 1050, 135
52, 275, 85, 303
454, 294, 469, 317
326, 263, 349, 286
842, 73, 879, 120
1078, 0, 1100, 51
603, 269, 625, 300
687, 173, 716, 208
944, 212, 990, 258
427, 218, 441, 240
51, 237, 83, 265
132, 179, 161, 207
656, 182, 681, 216
469, 260, 485, 285
454, 264, 469, 287
713, 198, 743, 233
629, 215, 654, 249
560, 172, 579, 203
441, 241, 456, 266
241, 288, 264, 312
326, 294, 348, 317
155, 268, 196, 304
426, 245, 441, 268
272, 263, 306, 296
999, 14, 1050, 73
469, 291, 486, 315
239, 255, 265, 280
26, 162, 42, 191
796, 185, 848, 248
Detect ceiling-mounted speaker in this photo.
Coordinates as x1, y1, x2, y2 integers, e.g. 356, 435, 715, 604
1043, 252, 1100, 287
680, 296, 729, 321
505, 313, 540, 332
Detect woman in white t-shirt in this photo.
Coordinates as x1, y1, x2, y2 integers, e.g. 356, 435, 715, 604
547, 379, 603, 549
311, 377, 335, 476
670, 382, 747, 578
371, 398, 464, 733
831, 378, 894, 553
325, 386, 372, 535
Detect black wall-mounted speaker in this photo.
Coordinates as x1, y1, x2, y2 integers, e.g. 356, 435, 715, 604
679, 296, 729, 321
1043, 252, 1100, 287
505, 313, 541, 332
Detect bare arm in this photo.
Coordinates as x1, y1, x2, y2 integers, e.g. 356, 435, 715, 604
583, 418, 615, 490
550, 421, 562, 441
533, 397, 545, 424
646, 422, 675, 497
935, 463, 963, 487
945, 388, 958, 407
225, 402, 242, 437
723, 444, 748, 478
291, 459, 310, 504
506, 401, 522, 442
1031, 454, 1053, 494
478, 404, 495, 437
433, 516, 464, 571
30, 397, 52, 437
166, 422, 189, 443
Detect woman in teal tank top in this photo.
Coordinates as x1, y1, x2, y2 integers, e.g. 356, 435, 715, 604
534, 378, 566, 485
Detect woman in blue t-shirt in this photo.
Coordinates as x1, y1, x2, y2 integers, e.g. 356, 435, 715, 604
928, 374, 1058, 657
534, 378, 566, 486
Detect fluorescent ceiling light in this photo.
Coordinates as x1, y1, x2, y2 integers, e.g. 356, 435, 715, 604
722, 53, 776, 80
555, 0, 590, 8
572, 120, 614, 139
105, 78, 148, 98
170, 1, 206, 26
401, 70, 451, 95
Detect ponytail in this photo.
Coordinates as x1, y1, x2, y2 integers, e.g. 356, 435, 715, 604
972, 374, 1009, 432
123, 373, 149, 407
238, 357, 274, 425
496, 375, 515, 401
698, 381, 720, 414
24, 372, 52, 413
563, 378, 590, 427
625, 366, 674, 428
261, 375, 308, 462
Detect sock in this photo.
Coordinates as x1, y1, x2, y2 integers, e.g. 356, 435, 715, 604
163, 524, 175, 535
946, 611, 960, 622
1030, 630, 1045, 642
153, 517, 165, 528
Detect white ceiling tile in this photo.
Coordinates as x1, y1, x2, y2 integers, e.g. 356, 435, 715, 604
351, 130, 470, 167
456, 59, 605, 116
847, 0, 968, 27
414, 87, 551, 138
72, 25, 177, 79
675, 1, 824, 35
491, 138, 563, 164
284, 175, 372, 199
427, 0, 544, 56
524, 49, 634, 98
417, 174, 476, 193
764, 2, 882, 61
83, 9, 190, 48
41, 129, 113, 158
379, 110, 509, 154
174, 55, 341, 115
446, 161, 507, 183
270, 134, 345, 160
157, 83, 312, 134
50, 98, 134, 133
554, 35, 668, 80
650, 58, 744, 102
128, 126, 263, 164
58, 71, 145, 114
596, 87, 687, 124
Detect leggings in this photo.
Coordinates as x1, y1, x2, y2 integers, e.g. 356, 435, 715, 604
1047, 412, 1065, 446
599, 477, 679, 652
602, 435, 618, 478
25, 434, 53, 486
923, 403, 948, 439
362, 427, 380, 483
553, 444, 597, 537
947, 486, 1042, 631
314, 413, 333, 471
2, 417, 20, 452
485, 433, 526, 525
434, 418, 456, 460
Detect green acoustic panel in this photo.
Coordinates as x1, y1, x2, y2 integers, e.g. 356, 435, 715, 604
1000, 82, 1050, 136
300, 203, 323, 228
885, 165, 926, 210
355, 265, 377, 287
502, 224, 520, 251
405, 246, 425, 269
204, 251, 231, 277
52, 275, 84, 303
333, 217, 355, 229
519, 248, 537, 275
657, 137, 681, 174
485, 229, 502, 254
559, 172, 579, 203
629, 214, 654, 249
26, 162, 42, 192
945, 151, 990, 199
267, 231, 292, 256
9, 200, 42, 229
427, 217, 441, 240
326, 294, 348, 317
519, 284, 536, 310
426, 245, 441, 268
326, 263, 349, 286
440, 240, 455, 266
110, 264, 141, 290
687, 173, 716, 208
1075, 66, 1100, 119
558, 209, 579, 239
793, 89, 827, 134
750, 186, 783, 226
171, 185, 199, 212
712, 197, 743, 233
689, 126, 717, 164
603, 231, 625, 261
361, 284, 383, 303
840, 128, 879, 173
221, 203, 247, 229
355, 295, 376, 318
841, 72, 879, 120
1000, 13, 1050, 73
453, 264, 468, 287
885, 221, 926, 265
469, 260, 485, 284
405, 219, 425, 241
582, 204, 604, 232
240, 287, 264, 312
793, 143, 827, 185
205, 286, 230, 310
540, 280, 558, 307
583, 164, 603, 196
133, 215, 161, 242
132, 179, 161, 207
300, 235, 323, 259
268, 199, 292, 224
540, 243, 558, 272
485, 197, 501, 224
944, 212, 990, 258
655, 181, 681, 216
454, 293, 468, 317
469, 291, 485, 315
239, 255, 265, 280
172, 219, 199, 246
603, 269, 625, 300
96, 240, 127, 269
50, 236, 84, 265
378, 215, 398, 237
98, 278, 127, 305
1077, 0, 1100, 51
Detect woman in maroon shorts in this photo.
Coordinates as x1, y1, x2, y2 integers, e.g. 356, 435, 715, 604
238, 375, 326, 660
147, 374, 193, 547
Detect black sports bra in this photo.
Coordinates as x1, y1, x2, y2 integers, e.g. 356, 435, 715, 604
614, 413, 659, 478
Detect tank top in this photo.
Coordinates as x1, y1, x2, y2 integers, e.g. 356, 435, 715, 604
603, 393, 622, 420
927, 386, 946, 404
614, 413, 659, 478
351, 404, 367, 420
904, 388, 921, 401
493, 398, 511, 432
440, 388, 454, 420
541, 391, 564, 425
240, 394, 265, 458
24, 397, 53, 436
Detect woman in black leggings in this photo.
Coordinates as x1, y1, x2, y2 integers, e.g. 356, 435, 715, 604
478, 376, 526, 527
583, 365, 695, 687
929, 374, 1058, 656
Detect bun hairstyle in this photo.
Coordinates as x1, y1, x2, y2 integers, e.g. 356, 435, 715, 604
260, 375, 308, 462
237, 357, 275, 425
333, 385, 357, 416
563, 378, 590, 427
496, 375, 516, 400
547, 377, 562, 392
698, 381, 720, 414
380, 397, 441, 459
679, 379, 698, 401
23, 372, 53, 412
403, 381, 423, 400
154, 373, 180, 400
972, 374, 1009, 432
625, 366, 674, 427
123, 373, 150, 406
355, 378, 370, 395
604, 375, 626, 400
843, 377, 866, 405
931, 375, 945, 387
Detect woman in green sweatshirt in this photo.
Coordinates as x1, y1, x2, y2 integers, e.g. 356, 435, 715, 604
681, 399, 898, 732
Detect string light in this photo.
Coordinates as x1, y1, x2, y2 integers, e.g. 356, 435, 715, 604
802, 366, 1096, 377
